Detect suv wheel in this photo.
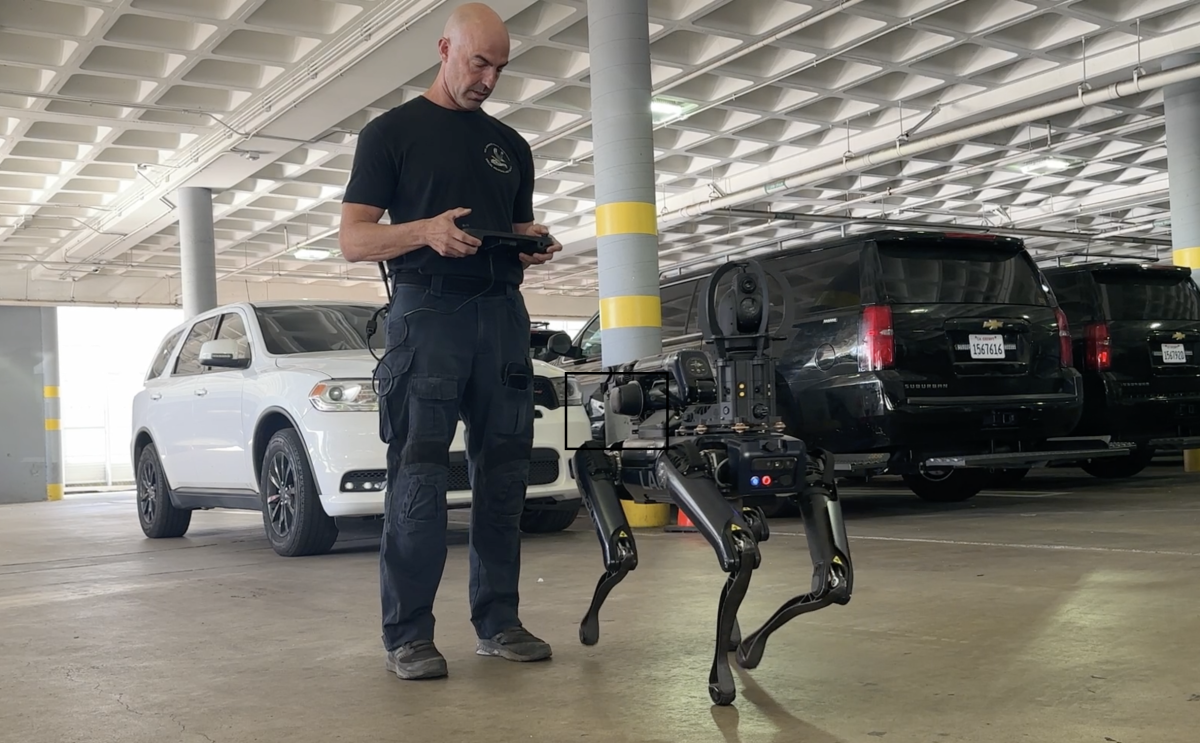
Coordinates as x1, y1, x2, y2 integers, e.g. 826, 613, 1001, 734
259, 428, 339, 557
902, 468, 985, 503
1081, 447, 1154, 479
136, 443, 192, 539
520, 500, 582, 533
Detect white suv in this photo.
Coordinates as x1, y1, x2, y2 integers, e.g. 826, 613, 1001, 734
130, 300, 592, 557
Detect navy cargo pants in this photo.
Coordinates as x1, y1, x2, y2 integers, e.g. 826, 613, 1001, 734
376, 276, 534, 651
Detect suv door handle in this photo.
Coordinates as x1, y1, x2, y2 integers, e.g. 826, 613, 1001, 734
150, 392, 162, 401
194, 388, 208, 397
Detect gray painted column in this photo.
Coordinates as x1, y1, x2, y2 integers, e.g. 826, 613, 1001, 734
587, 0, 662, 369
178, 186, 218, 318
1162, 52, 1200, 472
41, 307, 63, 501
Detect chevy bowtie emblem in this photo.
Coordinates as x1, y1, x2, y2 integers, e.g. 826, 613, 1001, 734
1174, 332, 1186, 341
983, 319, 1003, 330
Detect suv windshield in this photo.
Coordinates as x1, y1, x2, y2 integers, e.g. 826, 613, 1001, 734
1096, 272, 1200, 321
876, 240, 1050, 307
254, 304, 385, 355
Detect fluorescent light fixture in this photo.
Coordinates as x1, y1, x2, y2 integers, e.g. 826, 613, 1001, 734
650, 97, 697, 122
1011, 156, 1079, 176
294, 247, 332, 261
651, 100, 684, 117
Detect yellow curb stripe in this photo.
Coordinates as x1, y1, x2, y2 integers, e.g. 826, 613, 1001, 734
47, 483, 63, 501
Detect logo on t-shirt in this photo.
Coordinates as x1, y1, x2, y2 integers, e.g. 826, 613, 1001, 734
484, 143, 512, 174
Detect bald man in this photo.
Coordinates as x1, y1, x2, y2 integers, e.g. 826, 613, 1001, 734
340, 2, 562, 681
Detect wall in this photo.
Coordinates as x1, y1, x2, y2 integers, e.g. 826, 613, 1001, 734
0, 307, 50, 504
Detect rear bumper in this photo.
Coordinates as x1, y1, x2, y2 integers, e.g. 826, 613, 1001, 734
1080, 376, 1200, 444
810, 376, 1084, 453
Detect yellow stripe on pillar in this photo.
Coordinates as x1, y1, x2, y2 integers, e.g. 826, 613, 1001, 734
599, 295, 661, 330
43, 386, 59, 398
47, 483, 63, 501
45, 419, 60, 431
595, 201, 658, 237
1173, 247, 1200, 269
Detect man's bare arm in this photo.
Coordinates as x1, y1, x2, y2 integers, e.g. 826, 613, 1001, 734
339, 203, 431, 263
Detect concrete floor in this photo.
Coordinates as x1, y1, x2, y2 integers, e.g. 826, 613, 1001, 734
2, 467, 1198, 743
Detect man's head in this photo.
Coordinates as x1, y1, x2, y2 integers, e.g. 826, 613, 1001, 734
434, 3, 510, 111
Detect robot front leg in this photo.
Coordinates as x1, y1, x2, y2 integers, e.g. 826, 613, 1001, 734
572, 444, 638, 647
737, 449, 854, 670
655, 448, 762, 706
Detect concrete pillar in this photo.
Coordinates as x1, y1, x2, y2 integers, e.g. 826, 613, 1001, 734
41, 308, 63, 501
0, 307, 54, 504
178, 186, 218, 318
587, 0, 669, 526
1164, 53, 1200, 473
587, 0, 662, 369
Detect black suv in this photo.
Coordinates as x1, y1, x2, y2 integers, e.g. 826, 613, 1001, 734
558, 230, 1131, 502
1041, 262, 1200, 477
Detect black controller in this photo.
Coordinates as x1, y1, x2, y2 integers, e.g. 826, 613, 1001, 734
462, 227, 553, 254
570, 258, 855, 706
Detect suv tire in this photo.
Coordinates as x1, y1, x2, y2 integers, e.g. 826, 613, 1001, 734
259, 428, 339, 557
520, 500, 581, 534
903, 468, 985, 503
1081, 448, 1154, 479
136, 442, 192, 539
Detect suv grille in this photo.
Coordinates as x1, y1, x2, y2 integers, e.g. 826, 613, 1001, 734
340, 448, 561, 493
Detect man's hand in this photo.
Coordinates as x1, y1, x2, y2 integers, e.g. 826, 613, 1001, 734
516, 222, 561, 267
425, 207, 482, 258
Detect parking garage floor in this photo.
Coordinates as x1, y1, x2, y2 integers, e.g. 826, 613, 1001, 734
2, 467, 1198, 743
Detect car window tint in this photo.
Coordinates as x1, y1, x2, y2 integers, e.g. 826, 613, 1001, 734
173, 318, 219, 376
147, 329, 182, 380
254, 304, 384, 354
1044, 271, 1095, 323
215, 312, 250, 360
876, 240, 1049, 307
1096, 272, 1200, 321
661, 279, 701, 339
765, 244, 863, 323
577, 314, 602, 359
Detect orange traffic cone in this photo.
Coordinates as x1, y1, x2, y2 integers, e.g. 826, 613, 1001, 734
665, 505, 697, 533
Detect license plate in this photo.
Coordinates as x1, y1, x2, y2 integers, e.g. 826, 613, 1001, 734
1162, 343, 1187, 364
969, 334, 1006, 360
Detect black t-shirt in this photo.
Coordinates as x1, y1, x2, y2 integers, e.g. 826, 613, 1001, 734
342, 96, 536, 287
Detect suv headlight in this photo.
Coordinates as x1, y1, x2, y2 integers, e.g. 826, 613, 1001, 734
309, 379, 379, 412
551, 376, 583, 406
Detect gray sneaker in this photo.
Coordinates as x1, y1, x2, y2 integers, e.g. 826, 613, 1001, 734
476, 626, 553, 662
386, 640, 448, 680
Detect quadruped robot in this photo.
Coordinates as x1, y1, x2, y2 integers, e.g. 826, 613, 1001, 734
569, 258, 855, 706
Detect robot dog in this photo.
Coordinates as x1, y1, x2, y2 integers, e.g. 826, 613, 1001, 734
569, 259, 855, 706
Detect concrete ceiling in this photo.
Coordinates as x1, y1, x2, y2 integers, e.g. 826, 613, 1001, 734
0, 0, 1196, 312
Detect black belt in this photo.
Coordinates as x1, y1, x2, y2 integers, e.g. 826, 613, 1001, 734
391, 272, 515, 297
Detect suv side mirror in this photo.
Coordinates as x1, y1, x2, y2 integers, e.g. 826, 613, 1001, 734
200, 339, 250, 369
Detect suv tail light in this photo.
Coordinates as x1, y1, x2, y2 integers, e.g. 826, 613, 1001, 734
1054, 307, 1073, 367
1085, 322, 1111, 371
859, 305, 895, 371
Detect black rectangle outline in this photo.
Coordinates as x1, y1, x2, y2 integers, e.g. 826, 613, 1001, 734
563, 370, 673, 453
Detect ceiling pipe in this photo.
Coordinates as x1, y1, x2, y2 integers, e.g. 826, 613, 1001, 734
717, 208, 1174, 246
661, 59, 1200, 225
